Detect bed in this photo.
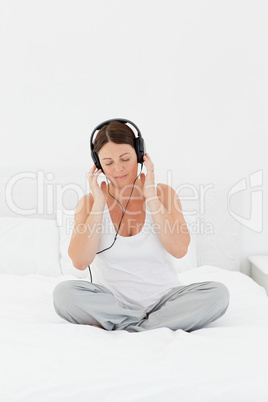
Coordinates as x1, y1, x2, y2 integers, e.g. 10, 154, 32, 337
1, 169, 268, 401
1, 266, 268, 401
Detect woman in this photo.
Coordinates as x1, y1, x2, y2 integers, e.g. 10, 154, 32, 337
53, 119, 229, 332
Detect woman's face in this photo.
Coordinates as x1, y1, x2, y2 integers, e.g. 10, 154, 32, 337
98, 142, 138, 187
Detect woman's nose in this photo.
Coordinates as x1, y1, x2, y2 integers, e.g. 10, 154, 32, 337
114, 162, 124, 172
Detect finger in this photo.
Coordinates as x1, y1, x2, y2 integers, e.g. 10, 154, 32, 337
88, 169, 102, 183
144, 154, 153, 163
143, 154, 153, 166
88, 166, 99, 177
143, 155, 149, 164
89, 165, 98, 178
93, 169, 102, 181
143, 159, 154, 172
144, 153, 151, 160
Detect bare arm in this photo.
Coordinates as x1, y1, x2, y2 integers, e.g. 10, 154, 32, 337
141, 153, 190, 258
147, 183, 190, 258
68, 165, 107, 270
68, 194, 105, 270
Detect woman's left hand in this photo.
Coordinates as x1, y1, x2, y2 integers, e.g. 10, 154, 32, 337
140, 153, 156, 199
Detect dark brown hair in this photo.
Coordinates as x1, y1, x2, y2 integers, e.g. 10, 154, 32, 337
93, 121, 136, 154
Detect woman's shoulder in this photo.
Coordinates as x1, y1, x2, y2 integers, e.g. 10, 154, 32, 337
156, 183, 176, 198
156, 183, 182, 211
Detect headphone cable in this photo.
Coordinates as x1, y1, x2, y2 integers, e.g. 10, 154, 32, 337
88, 163, 143, 281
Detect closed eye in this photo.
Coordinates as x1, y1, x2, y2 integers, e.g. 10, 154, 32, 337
105, 159, 129, 166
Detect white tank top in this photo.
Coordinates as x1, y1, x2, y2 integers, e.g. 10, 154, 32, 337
91, 195, 180, 312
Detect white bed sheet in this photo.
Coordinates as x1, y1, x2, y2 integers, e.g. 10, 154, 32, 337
1, 265, 268, 401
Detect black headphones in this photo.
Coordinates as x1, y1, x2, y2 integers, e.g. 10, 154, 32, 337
90, 118, 146, 170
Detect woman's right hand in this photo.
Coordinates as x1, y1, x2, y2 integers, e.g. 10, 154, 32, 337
87, 164, 107, 207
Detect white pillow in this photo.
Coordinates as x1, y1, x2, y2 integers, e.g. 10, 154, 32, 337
170, 215, 198, 274
56, 210, 89, 278
0, 217, 62, 276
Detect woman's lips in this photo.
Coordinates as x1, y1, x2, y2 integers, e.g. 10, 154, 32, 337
115, 174, 127, 180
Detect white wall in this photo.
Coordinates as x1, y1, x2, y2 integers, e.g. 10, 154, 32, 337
1, 0, 267, 275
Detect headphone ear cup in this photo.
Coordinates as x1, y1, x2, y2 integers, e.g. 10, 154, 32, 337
135, 137, 145, 164
91, 150, 102, 170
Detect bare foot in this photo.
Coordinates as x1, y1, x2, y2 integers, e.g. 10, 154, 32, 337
92, 325, 105, 330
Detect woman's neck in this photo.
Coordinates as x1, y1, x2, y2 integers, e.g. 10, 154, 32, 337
107, 179, 144, 205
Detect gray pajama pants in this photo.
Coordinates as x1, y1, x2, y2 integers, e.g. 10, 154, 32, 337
53, 280, 229, 333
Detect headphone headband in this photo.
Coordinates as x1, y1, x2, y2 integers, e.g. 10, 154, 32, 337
90, 118, 145, 169
90, 118, 142, 150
